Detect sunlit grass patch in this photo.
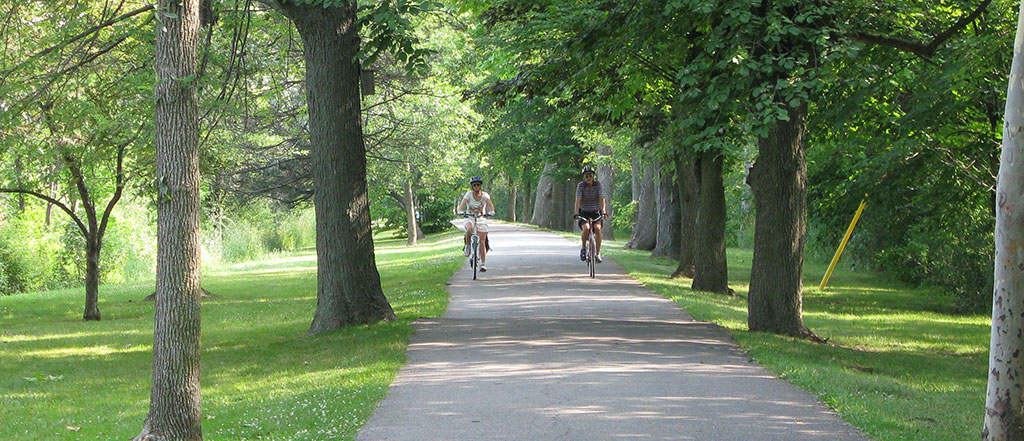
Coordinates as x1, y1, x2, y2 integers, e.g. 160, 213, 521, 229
0, 231, 463, 441
603, 241, 988, 441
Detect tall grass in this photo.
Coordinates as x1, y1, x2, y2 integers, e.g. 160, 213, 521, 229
0, 232, 464, 441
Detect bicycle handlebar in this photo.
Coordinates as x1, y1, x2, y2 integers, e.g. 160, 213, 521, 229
458, 212, 494, 218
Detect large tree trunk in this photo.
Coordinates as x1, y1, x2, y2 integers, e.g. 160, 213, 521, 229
651, 165, 681, 259
625, 162, 656, 250
83, 237, 101, 320
597, 144, 614, 240
691, 149, 729, 294
746, 102, 811, 337
531, 163, 562, 229
672, 152, 698, 278
281, 1, 396, 335
983, 4, 1024, 438
135, 0, 203, 439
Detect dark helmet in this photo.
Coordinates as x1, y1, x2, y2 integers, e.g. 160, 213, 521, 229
582, 165, 596, 175
470, 176, 483, 184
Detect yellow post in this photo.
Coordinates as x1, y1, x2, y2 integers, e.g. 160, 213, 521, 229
819, 198, 867, 290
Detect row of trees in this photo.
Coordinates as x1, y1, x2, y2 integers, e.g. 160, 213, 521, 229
2, 0, 478, 439
3, 0, 1024, 438
453, 0, 1020, 438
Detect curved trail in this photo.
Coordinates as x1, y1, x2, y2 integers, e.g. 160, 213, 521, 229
357, 222, 868, 441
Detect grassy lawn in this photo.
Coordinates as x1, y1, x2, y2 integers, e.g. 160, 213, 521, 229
603, 241, 988, 441
0, 232, 464, 441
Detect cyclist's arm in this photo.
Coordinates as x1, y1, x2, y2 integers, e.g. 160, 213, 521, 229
456, 197, 468, 214
574, 197, 581, 216
485, 195, 496, 216
600, 196, 608, 217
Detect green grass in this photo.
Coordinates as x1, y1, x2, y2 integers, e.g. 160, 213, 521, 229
602, 241, 988, 441
0, 232, 464, 441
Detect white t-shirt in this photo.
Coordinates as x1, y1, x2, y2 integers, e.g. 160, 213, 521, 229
462, 191, 491, 212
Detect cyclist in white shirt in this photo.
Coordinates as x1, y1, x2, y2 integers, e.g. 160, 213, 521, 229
456, 176, 496, 271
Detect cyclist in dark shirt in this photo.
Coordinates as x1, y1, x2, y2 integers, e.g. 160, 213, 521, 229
574, 165, 608, 263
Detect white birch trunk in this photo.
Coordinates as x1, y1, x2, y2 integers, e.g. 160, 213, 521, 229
984, 2, 1024, 438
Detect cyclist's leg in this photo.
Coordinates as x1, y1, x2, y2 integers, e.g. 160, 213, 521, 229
594, 221, 603, 254
464, 220, 475, 255
478, 231, 488, 264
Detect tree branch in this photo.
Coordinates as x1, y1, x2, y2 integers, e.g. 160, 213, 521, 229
849, 0, 993, 58
2, 5, 155, 79
0, 188, 88, 237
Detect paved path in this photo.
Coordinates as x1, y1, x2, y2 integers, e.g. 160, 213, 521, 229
357, 222, 869, 441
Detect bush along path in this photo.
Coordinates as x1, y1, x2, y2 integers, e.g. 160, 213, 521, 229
357, 222, 867, 440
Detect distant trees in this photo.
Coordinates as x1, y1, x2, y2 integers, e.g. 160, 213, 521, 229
0, 1, 154, 318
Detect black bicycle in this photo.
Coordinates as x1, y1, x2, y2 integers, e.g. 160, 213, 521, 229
459, 211, 491, 280
575, 213, 603, 278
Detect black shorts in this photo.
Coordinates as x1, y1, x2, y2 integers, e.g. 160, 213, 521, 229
577, 211, 603, 229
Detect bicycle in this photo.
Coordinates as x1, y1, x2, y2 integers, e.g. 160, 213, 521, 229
459, 211, 491, 280
575, 213, 603, 278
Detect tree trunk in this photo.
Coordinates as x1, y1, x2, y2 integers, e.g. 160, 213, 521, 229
520, 179, 533, 222
691, 149, 729, 294
983, 4, 1024, 438
597, 144, 614, 240
83, 237, 101, 320
531, 163, 561, 229
404, 178, 418, 245
135, 0, 203, 439
507, 175, 517, 223
651, 165, 680, 259
625, 162, 656, 250
746, 102, 811, 337
281, 1, 396, 335
672, 152, 698, 279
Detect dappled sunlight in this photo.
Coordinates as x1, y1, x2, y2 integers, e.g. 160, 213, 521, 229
18, 344, 150, 359
375, 236, 462, 254
2, 328, 147, 343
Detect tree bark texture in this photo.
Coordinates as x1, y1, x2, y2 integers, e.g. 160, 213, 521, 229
651, 165, 681, 259
746, 102, 811, 337
673, 152, 698, 279
531, 163, 558, 228
135, 0, 203, 439
597, 144, 614, 240
520, 180, 533, 222
691, 149, 730, 294
83, 238, 101, 320
983, 3, 1024, 438
280, 1, 396, 335
531, 163, 574, 231
625, 162, 656, 250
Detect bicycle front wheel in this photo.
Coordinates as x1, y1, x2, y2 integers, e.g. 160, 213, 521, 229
588, 237, 596, 278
